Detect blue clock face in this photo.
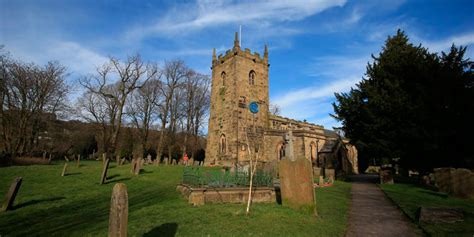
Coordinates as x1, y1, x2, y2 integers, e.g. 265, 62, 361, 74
249, 101, 259, 114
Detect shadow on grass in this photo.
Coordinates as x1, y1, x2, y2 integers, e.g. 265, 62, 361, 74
65, 172, 82, 176
106, 177, 131, 184
107, 174, 121, 180
419, 189, 448, 198
13, 197, 65, 210
143, 222, 178, 237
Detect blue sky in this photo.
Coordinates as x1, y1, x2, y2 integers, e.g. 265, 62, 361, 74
1, 0, 473, 130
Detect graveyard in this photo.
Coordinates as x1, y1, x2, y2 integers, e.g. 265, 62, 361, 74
0, 160, 351, 236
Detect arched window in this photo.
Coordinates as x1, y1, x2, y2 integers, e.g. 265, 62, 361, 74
277, 142, 285, 160
219, 134, 226, 154
249, 70, 256, 85
221, 71, 226, 86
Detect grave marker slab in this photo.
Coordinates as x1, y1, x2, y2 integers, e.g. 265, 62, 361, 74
1, 177, 22, 212
61, 163, 68, 177
108, 183, 128, 237
417, 207, 464, 223
279, 157, 316, 215
100, 159, 110, 184
380, 169, 394, 184
76, 155, 81, 168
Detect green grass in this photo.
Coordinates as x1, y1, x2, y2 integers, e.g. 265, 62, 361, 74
380, 183, 474, 237
0, 161, 351, 236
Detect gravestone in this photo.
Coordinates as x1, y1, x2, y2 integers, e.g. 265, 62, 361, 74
132, 159, 141, 175
61, 163, 68, 177
163, 158, 168, 165
325, 169, 335, 182
319, 175, 324, 186
146, 154, 152, 164
417, 207, 464, 223
279, 157, 316, 215
120, 158, 126, 166
108, 183, 128, 237
451, 168, 474, 199
116, 155, 121, 166
42, 151, 46, 160
64, 156, 70, 162
76, 154, 81, 168
380, 169, 394, 184
172, 159, 177, 165
313, 167, 322, 178
1, 177, 23, 212
189, 158, 194, 166
100, 159, 110, 184
48, 154, 52, 164
102, 153, 107, 166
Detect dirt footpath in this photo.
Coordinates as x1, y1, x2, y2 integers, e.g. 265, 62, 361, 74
345, 174, 423, 237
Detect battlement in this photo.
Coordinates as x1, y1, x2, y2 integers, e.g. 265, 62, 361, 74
212, 32, 268, 68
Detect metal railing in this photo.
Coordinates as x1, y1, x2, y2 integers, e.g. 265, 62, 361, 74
182, 166, 273, 188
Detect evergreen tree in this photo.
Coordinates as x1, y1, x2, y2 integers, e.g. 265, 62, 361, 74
332, 30, 474, 172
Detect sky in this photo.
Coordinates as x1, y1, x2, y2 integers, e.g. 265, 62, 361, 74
1, 0, 473, 130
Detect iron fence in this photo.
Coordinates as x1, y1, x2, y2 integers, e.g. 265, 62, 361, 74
182, 166, 273, 188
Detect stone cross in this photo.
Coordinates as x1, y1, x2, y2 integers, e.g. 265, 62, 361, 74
108, 183, 128, 237
284, 131, 295, 161
1, 177, 23, 212
279, 157, 316, 215
61, 163, 68, 177
100, 159, 110, 185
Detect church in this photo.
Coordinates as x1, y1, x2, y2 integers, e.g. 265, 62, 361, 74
205, 32, 358, 177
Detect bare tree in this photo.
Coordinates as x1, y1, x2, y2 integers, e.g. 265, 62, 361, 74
126, 77, 163, 156
0, 48, 69, 157
79, 54, 158, 156
269, 103, 281, 115
156, 60, 188, 161
181, 71, 210, 157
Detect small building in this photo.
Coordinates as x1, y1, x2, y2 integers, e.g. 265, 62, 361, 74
205, 32, 358, 176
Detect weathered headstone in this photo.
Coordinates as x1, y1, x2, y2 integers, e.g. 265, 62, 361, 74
116, 154, 121, 166
108, 183, 128, 237
102, 153, 107, 166
325, 169, 335, 182
417, 207, 464, 223
64, 156, 70, 162
319, 175, 324, 186
313, 167, 322, 178
76, 154, 81, 168
48, 154, 52, 164
172, 159, 177, 165
100, 159, 110, 184
1, 177, 23, 212
42, 151, 47, 160
164, 158, 169, 165
146, 154, 152, 164
120, 158, 126, 166
380, 169, 394, 184
451, 168, 474, 199
61, 163, 68, 177
279, 157, 316, 215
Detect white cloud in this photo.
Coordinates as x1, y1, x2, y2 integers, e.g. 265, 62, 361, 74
272, 55, 368, 128
420, 32, 474, 54
125, 0, 346, 40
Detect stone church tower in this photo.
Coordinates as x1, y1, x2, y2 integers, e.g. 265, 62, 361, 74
205, 32, 359, 176
205, 32, 270, 165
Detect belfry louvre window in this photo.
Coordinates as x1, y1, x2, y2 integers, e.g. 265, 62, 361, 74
249, 70, 256, 85
219, 134, 226, 154
221, 71, 226, 86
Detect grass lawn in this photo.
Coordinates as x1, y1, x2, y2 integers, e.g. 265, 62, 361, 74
0, 161, 351, 236
380, 183, 474, 236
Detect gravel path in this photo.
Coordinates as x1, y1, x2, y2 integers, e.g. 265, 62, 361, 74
345, 174, 423, 237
